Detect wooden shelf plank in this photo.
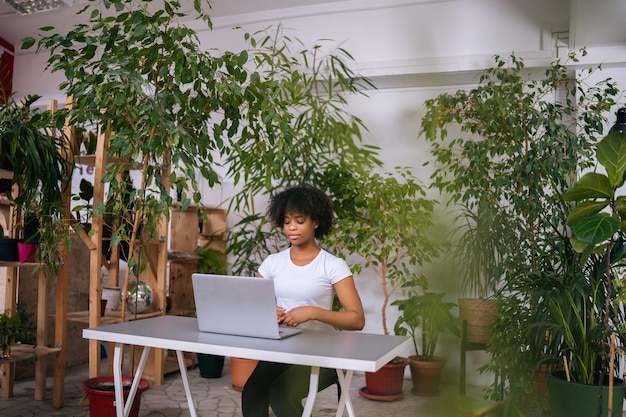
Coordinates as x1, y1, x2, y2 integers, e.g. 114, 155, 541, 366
0, 344, 61, 365
0, 261, 44, 267
64, 310, 163, 325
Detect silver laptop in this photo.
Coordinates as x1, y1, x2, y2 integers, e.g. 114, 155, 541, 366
192, 273, 302, 340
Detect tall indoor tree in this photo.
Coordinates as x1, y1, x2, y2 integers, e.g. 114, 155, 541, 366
420, 50, 622, 406
23, 0, 381, 291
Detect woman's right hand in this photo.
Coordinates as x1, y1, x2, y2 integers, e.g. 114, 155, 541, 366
276, 306, 286, 324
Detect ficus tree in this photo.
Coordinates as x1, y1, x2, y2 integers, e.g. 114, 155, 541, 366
23, 0, 382, 309
421, 50, 620, 297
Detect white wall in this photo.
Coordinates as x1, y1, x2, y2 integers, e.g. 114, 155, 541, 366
9, 0, 626, 388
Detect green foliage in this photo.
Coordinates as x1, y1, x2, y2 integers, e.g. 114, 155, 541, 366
25, 0, 217, 273
561, 131, 626, 389
0, 94, 71, 272
27, 201, 71, 274
452, 203, 509, 298
421, 50, 620, 297
225, 25, 381, 275
478, 294, 537, 404
196, 245, 227, 275
324, 166, 440, 335
26, 0, 381, 284
0, 302, 35, 348
422, 51, 623, 411
71, 178, 94, 224
0, 94, 70, 210
392, 277, 459, 361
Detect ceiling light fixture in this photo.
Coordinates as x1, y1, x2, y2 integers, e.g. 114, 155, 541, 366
3, 0, 73, 15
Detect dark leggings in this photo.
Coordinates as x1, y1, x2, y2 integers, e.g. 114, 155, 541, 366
241, 361, 338, 417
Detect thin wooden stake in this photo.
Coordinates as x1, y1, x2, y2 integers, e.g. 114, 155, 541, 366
563, 356, 571, 382
609, 332, 616, 417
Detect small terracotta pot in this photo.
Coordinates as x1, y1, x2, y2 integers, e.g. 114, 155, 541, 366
230, 357, 258, 392
408, 355, 445, 396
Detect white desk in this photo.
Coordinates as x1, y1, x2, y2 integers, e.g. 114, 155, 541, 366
83, 315, 411, 417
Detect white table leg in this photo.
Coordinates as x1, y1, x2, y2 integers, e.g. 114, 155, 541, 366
113, 343, 151, 417
175, 350, 198, 417
113, 344, 125, 417
335, 369, 355, 417
302, 365, 320, 417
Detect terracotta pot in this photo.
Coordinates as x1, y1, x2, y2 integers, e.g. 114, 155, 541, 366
458, 298, 500, 344
361, 356, 409, 400
408, 355, 445, 396
230, 357, 258, 392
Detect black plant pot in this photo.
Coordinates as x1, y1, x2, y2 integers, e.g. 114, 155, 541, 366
197, 354, 225, 378
0, 178, 12, 195
0, 238, 20, 261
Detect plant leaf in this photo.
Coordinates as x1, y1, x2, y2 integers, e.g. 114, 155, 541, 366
563, 172, 613, 201
566, 200, 609, 225
597, 131, 626, 188
571, 212, 620, 245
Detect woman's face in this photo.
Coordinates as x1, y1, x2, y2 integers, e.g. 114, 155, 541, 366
283, 211, 318, 247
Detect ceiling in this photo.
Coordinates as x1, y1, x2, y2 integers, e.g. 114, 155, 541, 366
0, 0, 346, 50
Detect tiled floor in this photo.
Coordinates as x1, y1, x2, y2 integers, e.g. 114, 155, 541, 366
0, 357, 490, 417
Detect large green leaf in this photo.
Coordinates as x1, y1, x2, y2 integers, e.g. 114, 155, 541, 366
566, 200, 609, 225
597, 132, 626, 188
563, 172, 613, 201
571, 212, 620, 245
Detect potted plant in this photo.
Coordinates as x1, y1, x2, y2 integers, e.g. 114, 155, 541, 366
548, 122, 626, 417
420, 49, 618, 307
20, 199, 70, 273
0, 305, 34, 359
420, 50, 621, 403
323, 166, 441, 400
219, 27, 384, 394
0, 94, 71, 272
0, 94, 70, 210
449, 203, 506, 345
392, 277, 459, 396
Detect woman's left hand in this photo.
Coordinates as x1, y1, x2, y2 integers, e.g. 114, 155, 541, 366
281, 306, 314, 327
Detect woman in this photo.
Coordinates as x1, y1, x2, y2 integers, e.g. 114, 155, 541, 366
241, 185, 365, 417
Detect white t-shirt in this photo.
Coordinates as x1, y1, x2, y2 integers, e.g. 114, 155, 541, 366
258, 247, 352, 331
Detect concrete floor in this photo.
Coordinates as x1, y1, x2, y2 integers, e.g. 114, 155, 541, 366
0, 356, 492, 417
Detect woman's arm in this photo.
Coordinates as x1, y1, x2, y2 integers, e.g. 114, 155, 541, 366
280, 276, 365, 331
